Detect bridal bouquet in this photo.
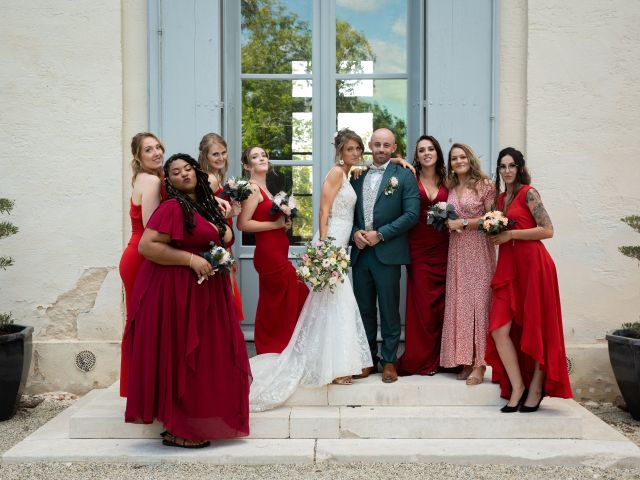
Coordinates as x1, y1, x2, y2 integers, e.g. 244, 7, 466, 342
295, 237, 350, 293
426, 202, 458, 231
222, 177, 252, 202
270, 191, 298, 219
197, 241, 235, 284
478, 210, 515, 235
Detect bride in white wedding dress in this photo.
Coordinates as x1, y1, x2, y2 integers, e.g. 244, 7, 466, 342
249, 129, 373, 412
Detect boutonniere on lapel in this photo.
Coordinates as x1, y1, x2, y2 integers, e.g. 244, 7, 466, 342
383, 176, 399, 196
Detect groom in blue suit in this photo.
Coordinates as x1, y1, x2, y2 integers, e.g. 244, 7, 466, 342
350, 128, 420, 383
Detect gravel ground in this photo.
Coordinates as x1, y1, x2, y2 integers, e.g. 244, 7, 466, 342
1, 395, 640, 479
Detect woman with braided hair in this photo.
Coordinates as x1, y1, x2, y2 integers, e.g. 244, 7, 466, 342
124, 153, 251, 448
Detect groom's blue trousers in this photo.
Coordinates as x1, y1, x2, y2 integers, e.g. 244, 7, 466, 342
352, 247, 401, 366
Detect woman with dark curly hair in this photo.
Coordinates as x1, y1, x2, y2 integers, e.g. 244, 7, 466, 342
124, 153, 251, 448
486, 147, 572, 413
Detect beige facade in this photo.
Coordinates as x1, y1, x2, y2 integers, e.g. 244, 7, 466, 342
1, 0, 639, 400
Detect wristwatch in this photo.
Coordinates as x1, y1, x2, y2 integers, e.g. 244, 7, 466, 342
462, 219, 469, 230
376, 231, 384, 242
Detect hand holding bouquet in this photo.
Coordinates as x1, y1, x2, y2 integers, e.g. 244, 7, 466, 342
222, 177, 252, 202
427, 202, 459, 231
296, 237, 350, 293
197, 241, 235, 284
270, 191, 298, 219
478, 210, 515, 235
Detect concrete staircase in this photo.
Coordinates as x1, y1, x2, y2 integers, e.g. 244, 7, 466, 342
4, 373, 640, 467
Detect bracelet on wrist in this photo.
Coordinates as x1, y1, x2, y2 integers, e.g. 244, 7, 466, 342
188, 253, 194, 268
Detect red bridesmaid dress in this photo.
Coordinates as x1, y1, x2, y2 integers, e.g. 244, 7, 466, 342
252, 186, 308, 354
397, 181, 449, 376
215, 185, 245, 322
486, 185, 572, 399
118, 188, 163, 397
124, 199, 251, 441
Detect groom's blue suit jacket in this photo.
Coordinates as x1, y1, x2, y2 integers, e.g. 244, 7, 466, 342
350, 162, 420, 266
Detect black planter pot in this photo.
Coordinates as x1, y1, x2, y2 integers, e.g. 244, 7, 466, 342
0, 324, 33, 421
607, 329, 640, 420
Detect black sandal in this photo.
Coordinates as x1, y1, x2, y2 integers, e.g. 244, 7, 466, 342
162, 432, 210, 449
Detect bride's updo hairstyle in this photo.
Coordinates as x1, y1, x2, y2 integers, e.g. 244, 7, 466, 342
334, 128, 364, 164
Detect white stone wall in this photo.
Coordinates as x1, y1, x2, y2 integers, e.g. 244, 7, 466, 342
0, 0, 125, 393
500, 0, 640, 400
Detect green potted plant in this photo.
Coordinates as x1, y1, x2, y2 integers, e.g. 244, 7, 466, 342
607, 215, 640, 419
0, 198, 33, 421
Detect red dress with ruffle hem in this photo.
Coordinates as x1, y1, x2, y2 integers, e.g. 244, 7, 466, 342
123, 199, 251, 441
486, 186, 572, 400
397, 182, 449, 376
252, 186, 309, 354
215, 185, 245, 322
118, 186, 166, 397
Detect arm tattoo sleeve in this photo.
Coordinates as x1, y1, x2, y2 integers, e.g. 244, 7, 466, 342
526, 189, 553, 230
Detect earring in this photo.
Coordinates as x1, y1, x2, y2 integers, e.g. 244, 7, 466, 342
337, 158, 344, 166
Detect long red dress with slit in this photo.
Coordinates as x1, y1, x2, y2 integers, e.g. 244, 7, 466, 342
123, 199, 251, 440
252, 186, 308, 354
397, 181, 449, 376
118, 187, 166, 397
215, 185, 245, 322
486, 186, 572, 399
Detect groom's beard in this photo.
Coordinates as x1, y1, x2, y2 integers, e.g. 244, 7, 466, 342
372, 154, 390, 166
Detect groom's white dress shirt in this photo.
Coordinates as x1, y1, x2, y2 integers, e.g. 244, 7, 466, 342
362, 160, 390, 231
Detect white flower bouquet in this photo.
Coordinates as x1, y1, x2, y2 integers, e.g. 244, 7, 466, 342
198, 241, 235, 284
426, 202, 458, 231
222, 177, 252, 202
295, 237, 350, 293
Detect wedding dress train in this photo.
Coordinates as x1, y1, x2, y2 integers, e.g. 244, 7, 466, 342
249, 174, 373, 412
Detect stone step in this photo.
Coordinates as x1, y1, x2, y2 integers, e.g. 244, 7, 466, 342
69, 401, 582, 440
100, 373, 504, 408
7, 382, 640, 467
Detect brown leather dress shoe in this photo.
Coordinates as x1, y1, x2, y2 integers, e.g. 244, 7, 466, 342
381, 363, 398, 383
352, 366, 377, 379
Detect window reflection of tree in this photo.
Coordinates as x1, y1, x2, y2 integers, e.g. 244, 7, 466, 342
240, 0, 407, 246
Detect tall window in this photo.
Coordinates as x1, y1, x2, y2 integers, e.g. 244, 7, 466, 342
240, 1, 315, 245
236, 0, 414, 246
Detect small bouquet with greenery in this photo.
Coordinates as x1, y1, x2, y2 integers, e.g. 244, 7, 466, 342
295, 237, 350, 293
478, 210, 515, 235
222, 177, 252, 202
197, 241, 235, 284
427, 202, 458, 231
270, 191, 298, 219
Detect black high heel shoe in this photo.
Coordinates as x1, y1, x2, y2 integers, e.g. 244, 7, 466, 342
500, 388, 528, 413
519, 389, 545, 412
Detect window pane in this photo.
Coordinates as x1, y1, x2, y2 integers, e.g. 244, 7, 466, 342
241, 166, 314, 247
336, 0, 407, 74
241, 0, 313, 74
242, 79, 312, 160
336, 79, 408, 158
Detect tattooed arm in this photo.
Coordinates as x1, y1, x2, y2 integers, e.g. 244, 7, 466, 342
491, 187, 553, 246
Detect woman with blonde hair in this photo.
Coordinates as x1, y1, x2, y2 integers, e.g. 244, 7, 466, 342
440, 143, 496, 385
198, 132, 244, 320
119, 132, 166, 397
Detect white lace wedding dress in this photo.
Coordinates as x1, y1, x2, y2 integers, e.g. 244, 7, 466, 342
249, 173, 373, 412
